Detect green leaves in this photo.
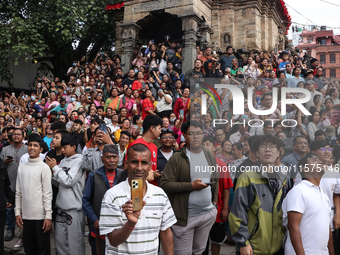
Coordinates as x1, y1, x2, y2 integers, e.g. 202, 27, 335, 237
0, 0, 117, 84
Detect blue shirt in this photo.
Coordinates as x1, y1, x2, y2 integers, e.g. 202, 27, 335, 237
279, 61, 291, 72
50, 104, 67, 115
43, 136, 53, 149
287, 76, 305, 87
219, 55, 236, 71
33, 104, 44, 115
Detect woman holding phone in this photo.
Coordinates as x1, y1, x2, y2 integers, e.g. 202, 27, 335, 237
173, 87, 190, 122
119, 88, 134, 117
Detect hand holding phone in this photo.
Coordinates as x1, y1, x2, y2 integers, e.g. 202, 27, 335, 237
192, 179, 208, 190
180, 109, 184, 117
205, 182, 216, 185
5, 156, 14, 164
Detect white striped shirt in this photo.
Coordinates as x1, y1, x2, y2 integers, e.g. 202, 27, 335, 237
99, 179, 176, 255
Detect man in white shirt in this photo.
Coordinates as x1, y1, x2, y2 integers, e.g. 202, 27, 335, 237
283, 153, 334, 255
99, 143, 176, 255
294, 139, 340, 253
107, 114, 120, 134
229, 118, 250, 144
156, 90, 173, 118
216, 87, 232, 115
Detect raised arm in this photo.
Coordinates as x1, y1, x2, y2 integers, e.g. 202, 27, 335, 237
52, 157, 84, 187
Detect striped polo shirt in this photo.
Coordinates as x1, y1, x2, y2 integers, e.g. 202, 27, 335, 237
99, 179, 177, 255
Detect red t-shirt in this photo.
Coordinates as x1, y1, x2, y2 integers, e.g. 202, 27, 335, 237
215, 157, 233, 223
106, 171, 116, 188
125, 138, 158, 185
141, 98, 154, 120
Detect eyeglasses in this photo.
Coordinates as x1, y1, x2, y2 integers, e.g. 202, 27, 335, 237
186, 132, 203, 137
320, 147, 333, 152
259, 144, 277, 150
162, 135, 174, 139
161, 128, 172, 132
97, 94, 102, 96
59, 118, 65, 120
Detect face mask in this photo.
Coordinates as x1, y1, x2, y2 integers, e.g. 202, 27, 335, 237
50, 117, 56, 122
73, 62, 77, 67
134, 69, 138, 74
170, 118, 176, 123
31, 96, 36, 101
71, 98, 76, 102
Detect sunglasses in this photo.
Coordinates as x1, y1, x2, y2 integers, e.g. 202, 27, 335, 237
320, 147, 333, 152
161, 128, 172, 132
161, 135, 174, 139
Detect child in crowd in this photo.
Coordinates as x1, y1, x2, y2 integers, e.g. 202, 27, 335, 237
45, 133, 85, 255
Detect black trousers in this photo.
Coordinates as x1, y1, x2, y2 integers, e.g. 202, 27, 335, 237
23, 219, 51, 255
333, 229, 340, 255
89, 234, 105, 255
0, 213, 5, 255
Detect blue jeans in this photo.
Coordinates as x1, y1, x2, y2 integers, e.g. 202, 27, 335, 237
6, 206, 15, 230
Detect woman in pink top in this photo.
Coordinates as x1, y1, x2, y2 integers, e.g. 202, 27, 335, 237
132, 52, 147, 69
172, 117, 184, 145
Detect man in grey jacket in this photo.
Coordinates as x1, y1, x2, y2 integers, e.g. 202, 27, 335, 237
46, 133, 85, 255
0, 128, 27, 241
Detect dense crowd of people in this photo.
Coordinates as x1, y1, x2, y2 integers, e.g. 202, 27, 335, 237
0, 40, 340, 255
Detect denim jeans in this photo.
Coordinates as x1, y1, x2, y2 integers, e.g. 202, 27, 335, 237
5, 206, 15, 230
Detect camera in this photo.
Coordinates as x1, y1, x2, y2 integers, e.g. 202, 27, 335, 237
235, 48, 246, 58
170, 71, 177, 78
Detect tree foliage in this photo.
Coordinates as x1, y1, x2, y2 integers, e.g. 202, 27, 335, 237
0, 0, 116, 84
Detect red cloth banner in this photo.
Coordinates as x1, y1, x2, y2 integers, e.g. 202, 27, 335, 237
105, 2, 125, 10
280, 0, 291, 35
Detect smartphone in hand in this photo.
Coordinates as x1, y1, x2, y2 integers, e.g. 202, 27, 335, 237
99, 123, 107, 134
180, 109, 184, 117
131, 179, 143, 211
